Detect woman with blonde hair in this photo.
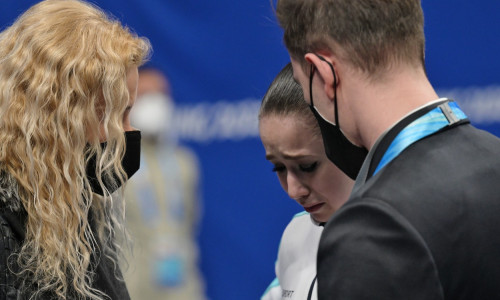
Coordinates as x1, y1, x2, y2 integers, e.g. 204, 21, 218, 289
0, 0, 150, 299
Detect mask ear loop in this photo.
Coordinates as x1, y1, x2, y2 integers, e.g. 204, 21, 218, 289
314, 54, 339, 127
309, 63, 316, 107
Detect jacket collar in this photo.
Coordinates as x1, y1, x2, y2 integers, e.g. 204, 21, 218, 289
0, 169, 27, 241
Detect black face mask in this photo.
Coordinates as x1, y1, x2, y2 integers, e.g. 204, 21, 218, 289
308, 56, 367, 180
86, 130, 141, 195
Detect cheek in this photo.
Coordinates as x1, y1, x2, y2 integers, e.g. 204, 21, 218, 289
98, 123, 107, 142
316, 167, 353, 207
276, 173, 288, 194
313, 167, 343, 197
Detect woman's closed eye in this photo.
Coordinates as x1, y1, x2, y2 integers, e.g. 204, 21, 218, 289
299, 162, 318, 173
272, 162, 318, 173
272, 164, 286, 173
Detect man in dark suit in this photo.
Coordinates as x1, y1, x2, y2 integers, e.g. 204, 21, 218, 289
274, 0, 500, 299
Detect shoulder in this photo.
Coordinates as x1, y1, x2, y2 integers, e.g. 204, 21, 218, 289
0, 171, 27, 299
286, 211, 316, 228
0, 213, 17, 241
318, 199, 444, 299
277, 212, 322, 271
358, 123, 500, 213
281, 212, 322, 246
167, 144, 200, 167
0, 211, 23, 265
387, 123, 500, 178
321, 198, 427, 250
0, 212, 22, 299
273, 212, 321, 299
0, 171, 25, 243
356, 123, 500, 233
159, 145, 200, 176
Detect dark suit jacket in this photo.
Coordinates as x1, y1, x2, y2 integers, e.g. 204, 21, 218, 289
317, 105, 500, 299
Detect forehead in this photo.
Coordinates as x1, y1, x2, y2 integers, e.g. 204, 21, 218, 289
259, 114, 323, 160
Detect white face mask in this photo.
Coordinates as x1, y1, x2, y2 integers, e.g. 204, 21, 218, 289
130, 93, 174, 138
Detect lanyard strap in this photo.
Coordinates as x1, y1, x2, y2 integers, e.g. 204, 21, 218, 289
307, 274, 317, 300
374, 101, 468, 175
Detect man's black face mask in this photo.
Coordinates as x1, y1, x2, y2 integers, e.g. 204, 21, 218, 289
86, 130, 141, 195
308, 55, 367, 180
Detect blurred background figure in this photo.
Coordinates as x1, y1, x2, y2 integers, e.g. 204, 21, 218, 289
124, 67, 206, 300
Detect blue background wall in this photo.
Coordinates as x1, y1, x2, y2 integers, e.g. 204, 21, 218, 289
2, 1, 499, 299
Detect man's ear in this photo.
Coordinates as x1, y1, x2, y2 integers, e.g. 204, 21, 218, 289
304, 53, 338, 99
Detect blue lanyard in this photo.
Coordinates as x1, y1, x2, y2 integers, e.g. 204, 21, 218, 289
374, 101, 468, 175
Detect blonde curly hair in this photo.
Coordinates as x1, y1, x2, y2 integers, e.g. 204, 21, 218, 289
0, 0, 150, 298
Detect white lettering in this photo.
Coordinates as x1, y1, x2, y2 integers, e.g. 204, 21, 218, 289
282, 289, 294, 298
438, 85, 500, 124
172, 99, 260, 143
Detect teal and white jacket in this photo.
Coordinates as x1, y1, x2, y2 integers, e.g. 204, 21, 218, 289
261, 212, 323, 300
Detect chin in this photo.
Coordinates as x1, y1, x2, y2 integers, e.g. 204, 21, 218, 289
312, 214, 328, 224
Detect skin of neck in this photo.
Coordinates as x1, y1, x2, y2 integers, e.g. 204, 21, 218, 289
339, 62, 439, 150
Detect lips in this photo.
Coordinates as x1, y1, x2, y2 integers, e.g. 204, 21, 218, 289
304, 202, 324, 213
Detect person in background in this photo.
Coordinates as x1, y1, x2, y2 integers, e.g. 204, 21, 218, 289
0, 0, 150, 299
259, 63, 354, 300
125, 67, 206, 300
275, 0, 500, 298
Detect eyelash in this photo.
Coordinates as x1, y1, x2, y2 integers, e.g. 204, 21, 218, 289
272, 165, 286, 173
300, 162, 318, 172
271, 162, 318, 173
